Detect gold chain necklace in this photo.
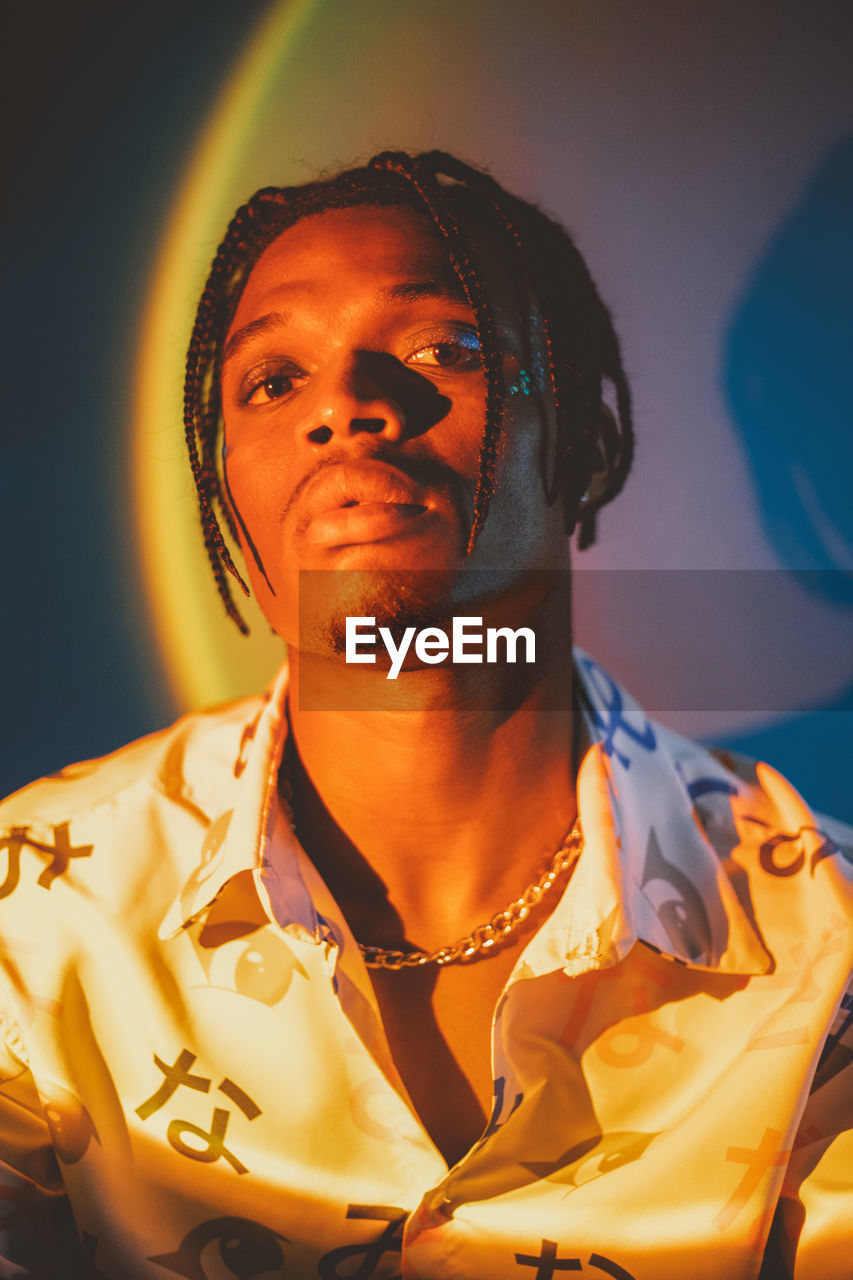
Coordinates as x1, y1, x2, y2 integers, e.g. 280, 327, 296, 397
358, 819, 584, 969
278, 740, 583, 970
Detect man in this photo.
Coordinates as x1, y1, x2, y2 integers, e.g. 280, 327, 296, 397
0, 151, 851, 1279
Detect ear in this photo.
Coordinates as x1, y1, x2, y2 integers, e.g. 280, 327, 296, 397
578, 402, 617, 509
572, 400, 619, 550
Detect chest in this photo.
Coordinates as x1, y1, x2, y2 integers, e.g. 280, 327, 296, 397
18, 908, 850, 1280
369, 949, 520, 1166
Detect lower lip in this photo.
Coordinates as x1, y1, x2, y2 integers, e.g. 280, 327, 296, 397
303, 502, 431, 548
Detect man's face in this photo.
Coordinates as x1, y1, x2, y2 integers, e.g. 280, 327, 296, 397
219, 203, 571, 650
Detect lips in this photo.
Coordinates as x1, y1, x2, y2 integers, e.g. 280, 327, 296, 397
294, 459, 436, 549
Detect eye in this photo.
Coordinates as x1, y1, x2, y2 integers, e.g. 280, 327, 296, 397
405, 326, 482, 372
248, 373, 293, 405
239, 362, 307, 406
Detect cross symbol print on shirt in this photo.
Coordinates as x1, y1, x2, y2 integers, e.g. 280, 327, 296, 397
714, 1128, 791, 1231
515, 1240, 635, 1278
135, 1048, 262, 1175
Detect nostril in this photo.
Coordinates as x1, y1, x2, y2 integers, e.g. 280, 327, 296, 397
350, 418, 387, 435
307, 425, 333, 444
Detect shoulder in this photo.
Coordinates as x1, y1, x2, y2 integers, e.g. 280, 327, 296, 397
655, 726, 853, 976
655, 720, 853, 866
0, 692, 265, 828
0, 692, 266, 928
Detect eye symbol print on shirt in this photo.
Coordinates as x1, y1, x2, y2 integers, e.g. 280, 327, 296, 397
514, 1239, 636, 1279
0, 822, 93, 898
195, 922, 309, 1006
41, 1081, 99, 1163
135, 1049, 262, 1176
640, 828, 712, 961
317, 1204, 406, 1280
149, 1216, 288, 1280
576, 658, 657, 769
744, 816, 843, 877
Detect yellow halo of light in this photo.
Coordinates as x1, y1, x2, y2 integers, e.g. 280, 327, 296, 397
132, 0, 318, 711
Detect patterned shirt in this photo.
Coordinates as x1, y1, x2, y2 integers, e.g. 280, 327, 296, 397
0, 653, 851, 1280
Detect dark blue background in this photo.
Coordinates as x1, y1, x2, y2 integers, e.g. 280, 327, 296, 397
2, 2, 267, 793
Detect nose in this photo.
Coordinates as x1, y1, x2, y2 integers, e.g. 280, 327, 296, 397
302, 350, 450, 447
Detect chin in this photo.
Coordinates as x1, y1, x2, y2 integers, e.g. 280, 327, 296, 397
297, 565, 458, 658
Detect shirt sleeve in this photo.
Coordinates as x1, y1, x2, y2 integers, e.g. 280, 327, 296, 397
760, 980, 853, 1279
0, 1008, 84, 1279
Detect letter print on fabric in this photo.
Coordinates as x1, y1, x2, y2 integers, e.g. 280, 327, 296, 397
0, 822, 93, 898
520, 1130, 659, 1191
575, 657, 656, 769
713, 1128, 791, 1232
135, 1049, 261, 1176
514, 1239, 636, 1278
317, 1205, 406, 1279
743, 816, 843, 878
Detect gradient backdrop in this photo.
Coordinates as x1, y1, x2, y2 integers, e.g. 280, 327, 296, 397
4, 0, 853, 819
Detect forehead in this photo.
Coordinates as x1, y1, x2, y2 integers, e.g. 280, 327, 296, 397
229, 204, 463, 329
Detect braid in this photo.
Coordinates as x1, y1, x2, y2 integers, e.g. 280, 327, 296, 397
413, 151, 633, 543
183, 192, 299, 631
183, 239, 251, 634
367, 152, 506, 549
183, 151, 635, 631
413, 153, 584, 520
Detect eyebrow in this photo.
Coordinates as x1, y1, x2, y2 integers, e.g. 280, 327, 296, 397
222, 313, 289, 364
222, 280, 476, 365
377, 279, 467, 305
378, 280, 516, 330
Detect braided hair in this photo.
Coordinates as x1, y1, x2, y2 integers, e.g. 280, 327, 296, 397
184, 149, 634, 633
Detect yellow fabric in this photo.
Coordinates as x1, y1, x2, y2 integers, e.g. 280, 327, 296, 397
0, 652, 851, 1279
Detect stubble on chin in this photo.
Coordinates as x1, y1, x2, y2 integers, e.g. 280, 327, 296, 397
299, 568, 457, 659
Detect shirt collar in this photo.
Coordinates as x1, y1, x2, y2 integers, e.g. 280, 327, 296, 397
158, 662, 292, 939
531, 650, 771, 977
160, 651, 771, 978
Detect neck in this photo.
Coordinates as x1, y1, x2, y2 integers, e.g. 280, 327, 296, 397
284, 585, 578, 952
